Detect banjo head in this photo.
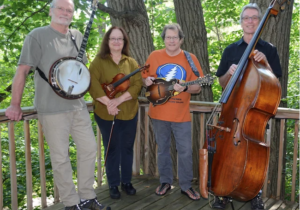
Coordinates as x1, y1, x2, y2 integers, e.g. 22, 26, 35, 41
49, 57, 91, 99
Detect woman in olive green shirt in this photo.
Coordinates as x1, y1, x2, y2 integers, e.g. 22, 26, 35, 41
89, 26, 143, 199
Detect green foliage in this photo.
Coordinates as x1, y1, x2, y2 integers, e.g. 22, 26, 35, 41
0, 0, 299, 208
145, 0, 176, 50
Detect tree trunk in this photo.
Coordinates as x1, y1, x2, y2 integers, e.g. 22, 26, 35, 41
251, 0, 294, 199
173, 0, 214, 180
98, 0, 156, 176
105, 0, 154, 65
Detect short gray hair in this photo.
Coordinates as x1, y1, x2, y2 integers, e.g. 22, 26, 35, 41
161, 23, 185, 40
50, 0, 75, 9
239, 3, 262, 24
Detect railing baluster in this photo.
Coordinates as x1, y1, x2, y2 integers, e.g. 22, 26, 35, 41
133, 108, 141, 176
199, 113, 205, 149
144, 107, 149, 175
291, 120, 298, 202
38, 121, 47, 208
0, 126, 3, 210
276, 119, 285, 199
263, 119, 273, 198
97, 127, 102, 186
8, 122, 18, 210
24, 120, 33, 210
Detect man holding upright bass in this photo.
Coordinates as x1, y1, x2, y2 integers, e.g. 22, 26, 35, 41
201, 3, 282, 210
5, 0, 110, 209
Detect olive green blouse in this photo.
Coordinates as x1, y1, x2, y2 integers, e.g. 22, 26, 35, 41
89, 54, 143, 121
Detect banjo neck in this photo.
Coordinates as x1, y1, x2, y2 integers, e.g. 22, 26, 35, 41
76, 1, 98, 62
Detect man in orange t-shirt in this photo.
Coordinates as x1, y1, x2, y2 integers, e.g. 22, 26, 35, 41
142, 23, 204, 201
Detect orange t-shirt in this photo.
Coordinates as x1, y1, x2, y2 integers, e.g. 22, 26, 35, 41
142, 49, 204, 122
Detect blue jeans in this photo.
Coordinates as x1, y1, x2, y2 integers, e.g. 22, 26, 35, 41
151, 119, 193, 191
94, 113, 138, 187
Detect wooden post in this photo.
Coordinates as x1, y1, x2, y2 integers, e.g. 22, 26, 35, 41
144, 107, 149, 175
97, 127, 102, 186
133, 108, 141, 176
24, 120, 33, 210
8, 122, 18, 210
291, 120, 298, 202
276, 119, 285, 199
37, 121, 47, 208
0, 125, 3, 210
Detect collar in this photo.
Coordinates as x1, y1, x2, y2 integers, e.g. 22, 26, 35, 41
237, 37, 265, 46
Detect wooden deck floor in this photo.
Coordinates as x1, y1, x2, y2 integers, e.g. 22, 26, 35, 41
45, 176, 299, 210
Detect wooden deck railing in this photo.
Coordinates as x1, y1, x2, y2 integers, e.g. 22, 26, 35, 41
0, 99, 299, 209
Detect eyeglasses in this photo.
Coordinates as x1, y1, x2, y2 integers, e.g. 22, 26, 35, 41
165, 36, 179, 41
242, 16, 259, 22
109, 38, 124, 42
54, 7, 74, 14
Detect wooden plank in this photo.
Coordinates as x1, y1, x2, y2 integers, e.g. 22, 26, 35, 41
269, 199, 284, 210
8, 122, 18, 210
144, 107, 150, 175
277, 119, 285, 199
120, 180, 177, 210
263, 119, 273, 198
97, 127, 103, 186
291, 120, 298, 202
278, 200, 299, 210
38, 121, 47, 208
98, 177, 159, 209
0, 126, 3, 210
24, 120, 33, 210
199, 113, 205, 149
133, 108, 141, 176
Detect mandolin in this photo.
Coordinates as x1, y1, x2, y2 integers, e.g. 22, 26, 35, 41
145, 74, 213, 106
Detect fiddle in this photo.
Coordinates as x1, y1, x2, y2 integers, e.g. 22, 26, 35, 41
102, 64, 149, 99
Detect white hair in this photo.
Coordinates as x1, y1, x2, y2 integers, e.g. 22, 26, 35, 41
239, 3, 262, 24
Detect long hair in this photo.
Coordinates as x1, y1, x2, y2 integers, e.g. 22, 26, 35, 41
98, 26, 130, 59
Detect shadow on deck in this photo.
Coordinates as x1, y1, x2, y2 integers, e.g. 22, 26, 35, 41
44, 176, 299, 210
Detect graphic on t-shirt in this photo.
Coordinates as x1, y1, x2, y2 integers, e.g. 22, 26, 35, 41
156, 63, 187, 81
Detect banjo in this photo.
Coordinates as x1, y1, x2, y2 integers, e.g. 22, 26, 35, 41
48, 0, 98, 99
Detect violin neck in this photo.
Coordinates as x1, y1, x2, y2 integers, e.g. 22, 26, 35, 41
220, 1, 280, 104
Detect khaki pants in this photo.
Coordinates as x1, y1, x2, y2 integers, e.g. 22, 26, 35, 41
38, 109, 97, 206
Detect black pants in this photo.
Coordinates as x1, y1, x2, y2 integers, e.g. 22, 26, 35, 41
94, 113, 138, 187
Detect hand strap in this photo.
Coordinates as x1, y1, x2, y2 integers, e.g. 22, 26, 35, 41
183, 50, 200, 77
69, 30, 79, 52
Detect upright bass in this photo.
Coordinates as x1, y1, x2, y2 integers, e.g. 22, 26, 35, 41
202, 0, 284, 201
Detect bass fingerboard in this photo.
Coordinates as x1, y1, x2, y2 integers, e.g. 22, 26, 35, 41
76, 3, 97, 62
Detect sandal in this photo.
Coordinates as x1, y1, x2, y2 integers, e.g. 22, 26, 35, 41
181, 187, 200, 201
155, 183, 171, 196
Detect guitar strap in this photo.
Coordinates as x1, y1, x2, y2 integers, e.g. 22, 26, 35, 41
35, 30, 79, 87
183, 50, 200, 77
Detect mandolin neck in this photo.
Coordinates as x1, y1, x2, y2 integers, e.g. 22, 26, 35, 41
168, 79, 201, 91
